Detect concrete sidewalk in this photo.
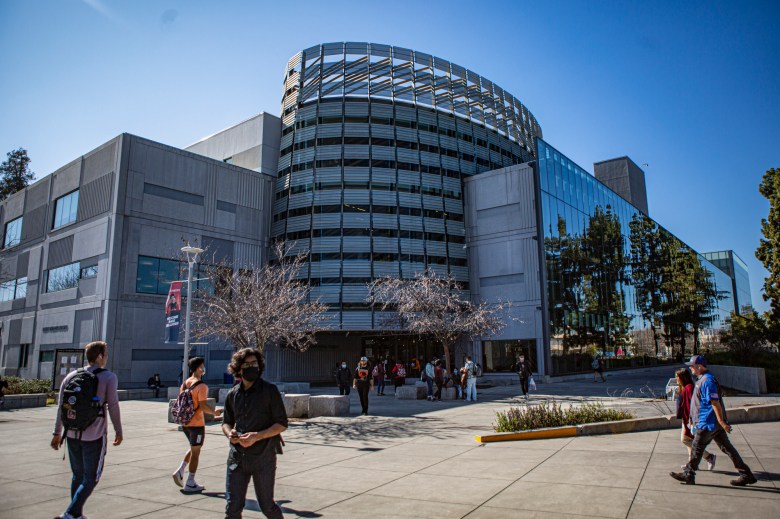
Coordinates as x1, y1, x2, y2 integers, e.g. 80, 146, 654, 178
1, 373, 778, 518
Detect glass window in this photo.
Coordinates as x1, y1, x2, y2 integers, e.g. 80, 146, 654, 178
47, 262, 80, 292
53, 190, 79, 229
136, 256, 160, 294
0, 280, 15, 302
15, 277, 27, 299
157, 259, 184, 296
4, 217, 22, 248
80, 265, 98, 279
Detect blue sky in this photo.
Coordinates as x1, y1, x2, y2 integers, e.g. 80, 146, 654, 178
1, 0, 778, 312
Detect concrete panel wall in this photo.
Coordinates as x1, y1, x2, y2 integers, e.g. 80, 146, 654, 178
464, 163, 545, 372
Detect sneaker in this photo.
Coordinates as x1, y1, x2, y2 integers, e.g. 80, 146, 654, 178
669, 471, 695, 485
182, 482, 205, 493
172, 468, 184, 488
55, 514, 77, 519
730, 473, 757, 486
705, 453, 717, 471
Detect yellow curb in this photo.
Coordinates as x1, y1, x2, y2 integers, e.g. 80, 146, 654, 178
475, 426, 578, 443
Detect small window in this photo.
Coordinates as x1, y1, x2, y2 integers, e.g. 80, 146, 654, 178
0, 277, 28, 301
53, 190, 79, 229
18, 343, 30, 369
47, 262, 80, 292
39, 350, 55, 363
81, 265, 98, 279
4, 217, 22, 248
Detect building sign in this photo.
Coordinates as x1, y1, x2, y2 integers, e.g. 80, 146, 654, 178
165, 281, 183, 343
43, 325, 69, 333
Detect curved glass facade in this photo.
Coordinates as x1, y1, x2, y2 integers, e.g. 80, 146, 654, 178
274, 42, 542, 329
537, 139, 734, 374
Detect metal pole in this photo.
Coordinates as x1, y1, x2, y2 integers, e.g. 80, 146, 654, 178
182, 259, 195, 385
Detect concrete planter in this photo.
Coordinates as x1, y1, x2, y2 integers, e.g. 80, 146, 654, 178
308, 395, 350, 417
396, 385, 426, 400
746, 403, 780, 422
578, 416, 673, 436
2, 393, 48, 410
283, 394, 310, 418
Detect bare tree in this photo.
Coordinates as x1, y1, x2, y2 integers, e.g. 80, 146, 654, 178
367, 269, 510, 371
192, 242, 329, 353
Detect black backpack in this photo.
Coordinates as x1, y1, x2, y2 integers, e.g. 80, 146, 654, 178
60, 368, 105, 437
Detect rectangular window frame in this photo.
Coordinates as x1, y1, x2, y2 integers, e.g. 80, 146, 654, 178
4, 216, 23, 248
53, 190, 80, 229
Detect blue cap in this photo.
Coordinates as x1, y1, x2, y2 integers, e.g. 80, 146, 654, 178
685, 355, 707, 367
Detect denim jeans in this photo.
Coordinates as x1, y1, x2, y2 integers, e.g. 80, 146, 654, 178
426, 378, 433, 398
66, 436, 106, 517
226, 449, 283, 519
375, 376, 385, 394
685, 427, 752, 476
466, 378, 477, 401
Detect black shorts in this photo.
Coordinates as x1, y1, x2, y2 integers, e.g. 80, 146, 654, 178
182, 426, 205, 446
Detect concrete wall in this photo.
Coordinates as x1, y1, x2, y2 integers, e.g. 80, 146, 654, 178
0, 133, 277, 388
709, 364, 767, 395
184, 113, 281, 177
464, 164, 545, 374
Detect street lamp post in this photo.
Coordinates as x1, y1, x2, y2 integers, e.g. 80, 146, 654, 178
181, 243, 204, 385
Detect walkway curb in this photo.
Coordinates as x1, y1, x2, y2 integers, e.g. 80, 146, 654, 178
475, 403, 780, 443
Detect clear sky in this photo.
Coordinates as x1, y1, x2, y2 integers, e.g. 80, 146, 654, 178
1, 0, 778, 312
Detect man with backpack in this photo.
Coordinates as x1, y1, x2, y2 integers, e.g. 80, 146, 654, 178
50, 341, 122, 519
222, 347, 287, 519
669, 355, 757, 487
391, 359, 407, 394
172, 356, 222, 493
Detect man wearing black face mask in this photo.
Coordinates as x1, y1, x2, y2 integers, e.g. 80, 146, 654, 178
222, 348, 287, 519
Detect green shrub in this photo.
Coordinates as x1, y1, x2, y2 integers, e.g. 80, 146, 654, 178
494, 400, 634, 433
4, 376, 54, 397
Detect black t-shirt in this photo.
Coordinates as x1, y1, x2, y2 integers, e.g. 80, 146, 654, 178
223, 379, 288, 456
354, 365, 372, 384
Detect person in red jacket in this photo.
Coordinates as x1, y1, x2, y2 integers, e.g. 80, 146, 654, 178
675, 368, 715, 470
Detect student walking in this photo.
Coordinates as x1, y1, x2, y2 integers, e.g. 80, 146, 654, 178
669, 356, 757, 486
51, 341, 123, 519
674, 367, 715, 469
592, 356, 606, 382
423, 359, 435, 401
515, 354, 532, 400
336, 361, 352, 395
353, 357, 374, 415
173, 357, 222, 493
223, 348, 288, 519
372, 360, 386, 395
464, 355, 478, 401
433, 359, 444, 400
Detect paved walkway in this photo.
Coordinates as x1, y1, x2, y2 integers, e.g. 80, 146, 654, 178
1, 371, 778, 518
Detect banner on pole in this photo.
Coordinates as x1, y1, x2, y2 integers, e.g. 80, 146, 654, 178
165, 281, 183, 343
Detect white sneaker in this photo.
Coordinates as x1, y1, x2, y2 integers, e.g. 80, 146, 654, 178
182, 481, 205, 493
172, 468, 184, 487
706, 453, 717, 471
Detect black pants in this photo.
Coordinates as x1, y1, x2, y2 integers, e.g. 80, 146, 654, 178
356, 382, 370, 413
519, 376, 529, 395
685, 428, 752, 476
226, 449, 283, 519
339, 384, 350, 395
434, 380, 443, 400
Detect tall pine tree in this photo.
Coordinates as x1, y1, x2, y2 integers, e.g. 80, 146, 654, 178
757, 167, 780, 322
0, 148, 34, 201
